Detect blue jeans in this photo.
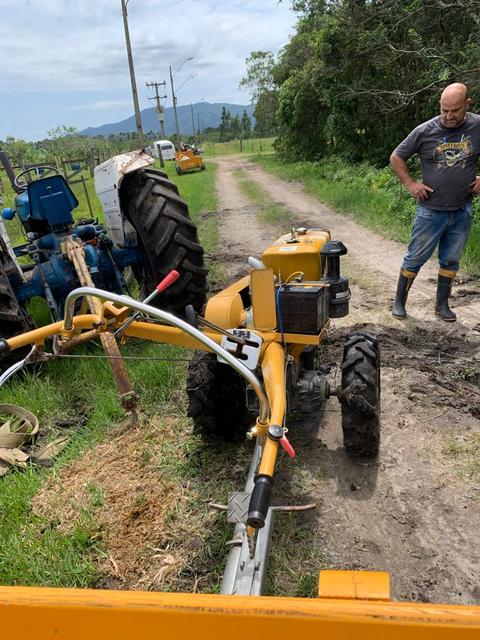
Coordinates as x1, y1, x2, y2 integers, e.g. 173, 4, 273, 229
402, 202, 473, 273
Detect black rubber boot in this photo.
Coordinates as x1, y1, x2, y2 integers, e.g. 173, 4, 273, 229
435, 270, 456, 322
392, 269, 417, 319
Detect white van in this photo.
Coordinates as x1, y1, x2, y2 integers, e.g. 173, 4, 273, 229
149, 140, 176, 161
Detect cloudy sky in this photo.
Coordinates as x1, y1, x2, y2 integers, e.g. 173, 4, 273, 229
0, 0, 297, 141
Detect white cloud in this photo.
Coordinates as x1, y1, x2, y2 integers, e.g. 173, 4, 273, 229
0, 1, 295, 94
67, 99, 132, 111
0, 0, 297, 138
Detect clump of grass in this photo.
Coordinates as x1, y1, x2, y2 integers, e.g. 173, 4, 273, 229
203, 137, 275, 157
234, 169, 293, 228
442, 434, 480, 484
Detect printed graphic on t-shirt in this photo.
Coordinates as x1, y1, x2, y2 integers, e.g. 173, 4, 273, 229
433, 134, 473, 170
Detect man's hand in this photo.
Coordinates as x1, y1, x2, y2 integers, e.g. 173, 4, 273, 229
469, 176, 480, 196
407, 181, 434, 201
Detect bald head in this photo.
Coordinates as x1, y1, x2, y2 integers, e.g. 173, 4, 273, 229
441, 83, 469, 102
440, 83, 471, 128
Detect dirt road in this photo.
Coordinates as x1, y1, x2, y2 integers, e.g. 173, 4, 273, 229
214, 155, 480, 604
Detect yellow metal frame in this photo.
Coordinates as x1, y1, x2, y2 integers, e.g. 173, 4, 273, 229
5, 299, 315, 487
1, 585, 480, 638
4, 260, 480, 628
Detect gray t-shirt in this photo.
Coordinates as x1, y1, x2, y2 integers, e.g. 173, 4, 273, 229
394, 112, 480, 210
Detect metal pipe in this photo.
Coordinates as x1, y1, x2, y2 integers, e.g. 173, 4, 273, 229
0, 346, 37, 387
63, 286, 270, 422
220, 439, 275, 596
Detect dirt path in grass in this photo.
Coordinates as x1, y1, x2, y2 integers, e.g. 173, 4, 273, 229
213, 154, 480, 605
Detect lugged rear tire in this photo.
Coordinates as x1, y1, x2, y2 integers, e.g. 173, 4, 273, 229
120, 168, 208, 314
340, 332, 380, 457
186, 351, 254, 442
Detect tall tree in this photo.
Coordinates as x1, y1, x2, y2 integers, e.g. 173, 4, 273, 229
251, 0, 480, 163
240, 51, 279, 136
241, 110, 252, 137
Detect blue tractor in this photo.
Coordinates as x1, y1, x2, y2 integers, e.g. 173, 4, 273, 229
0, 149, 207, 350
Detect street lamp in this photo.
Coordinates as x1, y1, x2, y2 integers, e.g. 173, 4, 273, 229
120, 0, 144, 148
169, 57, 194, 143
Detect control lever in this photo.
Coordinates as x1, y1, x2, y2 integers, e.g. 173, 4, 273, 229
114, 270, 180, 337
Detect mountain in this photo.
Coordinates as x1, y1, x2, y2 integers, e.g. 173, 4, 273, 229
80, 102, 255, 137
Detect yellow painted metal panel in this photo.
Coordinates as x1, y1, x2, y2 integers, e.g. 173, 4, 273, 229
318, 570, 391, 601
204, 275, 249, 328
125, 323, 221, 351
0, 587, 480, 639
262, 229, 330, 281
251, 268, 276, 330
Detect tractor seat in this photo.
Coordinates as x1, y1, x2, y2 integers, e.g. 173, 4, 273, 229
27, 175, 78, 228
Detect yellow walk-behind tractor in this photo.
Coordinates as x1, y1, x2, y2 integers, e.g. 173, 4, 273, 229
0, 197, 479, 635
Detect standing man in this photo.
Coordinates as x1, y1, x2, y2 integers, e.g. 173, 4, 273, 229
390, 83, 480, 321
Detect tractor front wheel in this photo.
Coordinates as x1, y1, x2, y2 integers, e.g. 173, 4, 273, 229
186, 351, 254, 442
121, 168, 207, 314
340, 333, 380, 457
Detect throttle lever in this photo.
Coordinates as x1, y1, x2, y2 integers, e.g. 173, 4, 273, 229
114, 270, 180, 337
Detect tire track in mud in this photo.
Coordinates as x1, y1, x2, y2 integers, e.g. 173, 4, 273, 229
212, 155, 480, 604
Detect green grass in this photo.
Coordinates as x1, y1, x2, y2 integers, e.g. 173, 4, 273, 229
0, 157, 219, 588
203, 137, 275, 157
234, 169, 293, 228
442, 433, 480, 487
0, 339, 186, 586
253, 154, 480, 275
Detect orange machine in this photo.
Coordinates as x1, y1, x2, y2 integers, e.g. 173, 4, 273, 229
1, 228, 479, 637
175, 147, 205, 174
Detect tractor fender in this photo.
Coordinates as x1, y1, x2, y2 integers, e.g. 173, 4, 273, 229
94, 151, 154, 248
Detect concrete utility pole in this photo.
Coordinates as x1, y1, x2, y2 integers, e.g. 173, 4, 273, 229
146, 81, 167, 166
169, 57, 194, 145
169, 65, 181, 144
146, 81, 167, 138
120, 0, 144, 148
190, 103, 196, 144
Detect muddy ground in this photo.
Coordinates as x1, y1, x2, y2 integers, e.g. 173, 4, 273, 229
214, 155, 480, 604
34, 155, 480, 603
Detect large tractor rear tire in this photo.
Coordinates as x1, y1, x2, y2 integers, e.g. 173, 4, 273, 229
340, 333, 380, 457
121, 168, 208, 314
0, 253, 35, 367
186, 351, 254, 442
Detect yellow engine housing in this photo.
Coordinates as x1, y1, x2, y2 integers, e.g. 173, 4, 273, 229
262, 229, 331, 281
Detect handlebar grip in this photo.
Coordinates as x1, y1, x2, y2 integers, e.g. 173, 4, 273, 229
156, 270, 180, 293
247, 475, 273, 529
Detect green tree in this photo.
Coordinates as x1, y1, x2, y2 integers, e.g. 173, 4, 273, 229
0, 137, 45, 166
250, 0, 480, 163
240, 51, 279, 136
241, 110, 252, 137
231, 114, 242, 138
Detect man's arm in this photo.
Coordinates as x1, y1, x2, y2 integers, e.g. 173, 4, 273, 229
390, 152, 433, 201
